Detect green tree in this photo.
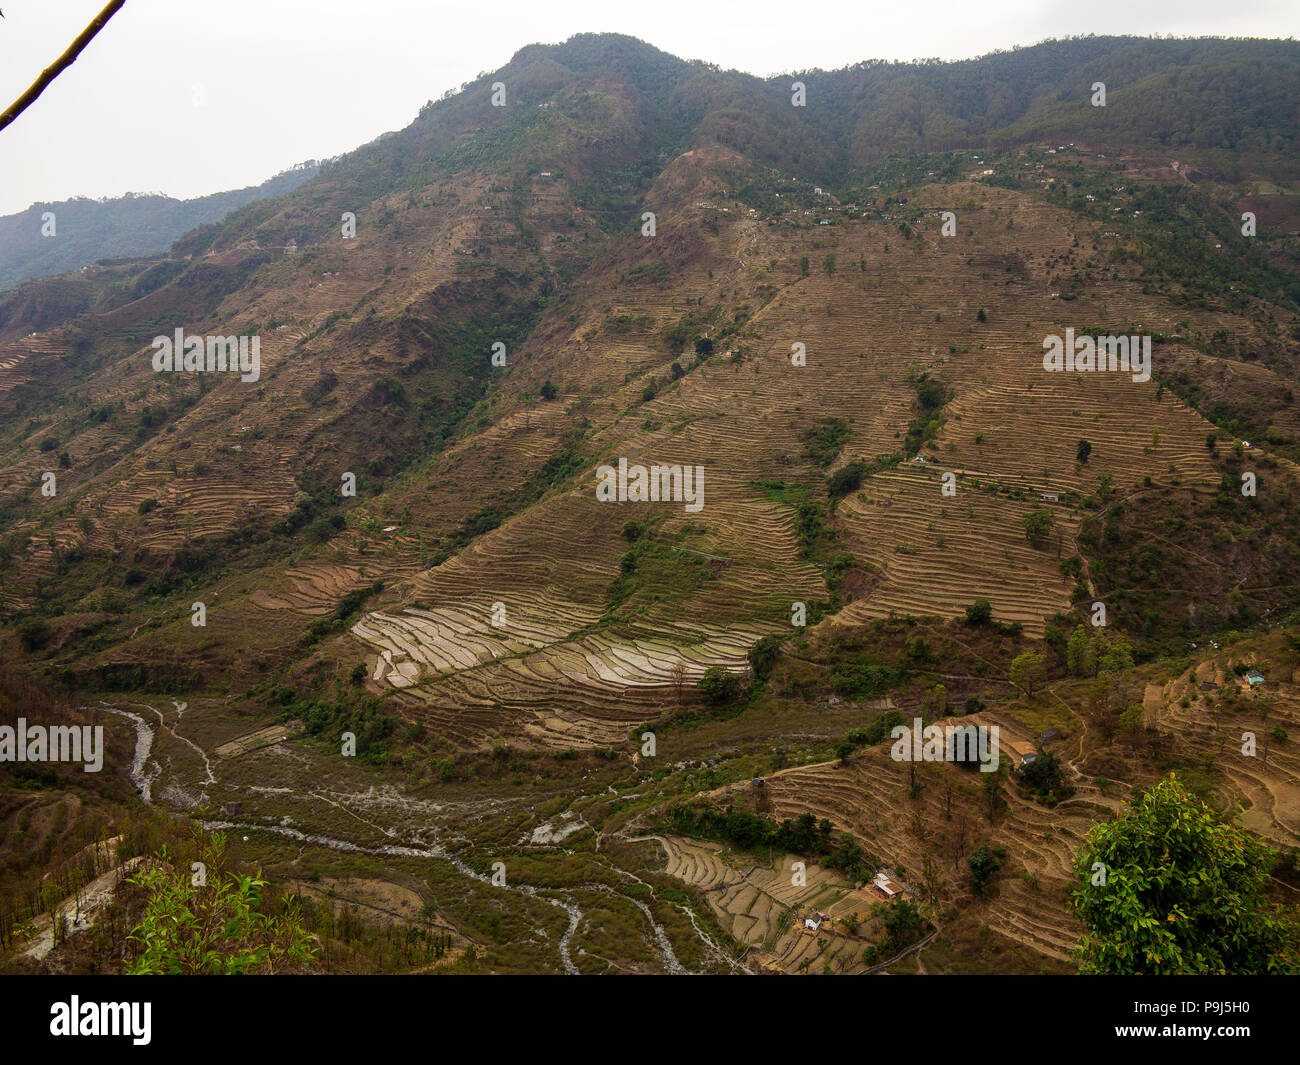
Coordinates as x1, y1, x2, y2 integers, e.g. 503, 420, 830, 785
1117, 702, 1145, 750
1023, 509, 1054, 549
1066, 624, 1095, 676
968, 843, 1003, 897
128, 829, 317, 974
1072, 775, 1300, 974
747, 634, 782, 679
965, 598, 993, 625
799, 255, 810, 278
17, 618, 50, 652
1009, 650, 1047, 696
928, 682, 947, 717
1077, 439, 1092, 463
1096, 630, 1134, 674
1018, 746, 1073, 803
1067, 625, 1133, 678
827, 461, 868, 499
698, 666, 743, 705
863, 897, 928, 964
823, 253, 836, 276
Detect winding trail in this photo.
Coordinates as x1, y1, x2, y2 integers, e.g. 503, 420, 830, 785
78, 699, 723, 974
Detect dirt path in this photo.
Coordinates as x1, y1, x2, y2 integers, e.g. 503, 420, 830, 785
21, 857, 147, 960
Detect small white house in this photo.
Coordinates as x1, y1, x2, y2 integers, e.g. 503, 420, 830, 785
872, 872, 902, 897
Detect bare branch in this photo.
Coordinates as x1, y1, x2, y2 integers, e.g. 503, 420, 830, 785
0, 1, 127, 135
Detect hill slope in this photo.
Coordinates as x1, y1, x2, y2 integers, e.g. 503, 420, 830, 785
1, 32, 1299, 975
0, 162, 321, 292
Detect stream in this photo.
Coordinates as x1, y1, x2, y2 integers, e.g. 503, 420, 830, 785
84, 702, 605, 973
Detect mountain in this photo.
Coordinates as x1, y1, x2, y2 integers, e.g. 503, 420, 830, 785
0, 161, 321, 292
1, 32, 1298, 976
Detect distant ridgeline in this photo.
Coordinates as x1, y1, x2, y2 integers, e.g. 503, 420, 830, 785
0, 162, 321, 292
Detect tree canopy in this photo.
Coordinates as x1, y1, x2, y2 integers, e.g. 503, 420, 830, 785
1072, 775, 1300, 974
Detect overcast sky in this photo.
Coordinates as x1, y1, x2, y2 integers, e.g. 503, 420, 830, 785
0, 0, 1296, 215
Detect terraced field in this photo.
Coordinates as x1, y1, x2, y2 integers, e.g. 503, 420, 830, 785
1143, 650, 1300, 845
687, 630, 1300, 971
314, 163, 1255, 745
5, 32, 1300, 979
649, 834, 879, 974
252, 564, 377, 617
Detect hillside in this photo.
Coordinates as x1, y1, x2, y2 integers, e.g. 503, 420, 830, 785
1, 32, 1298, 976
0, 161, 321, 293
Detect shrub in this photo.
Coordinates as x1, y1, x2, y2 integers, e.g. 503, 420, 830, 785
308, 516, 340, 542
17, 618, 51, 652
968, 843, 1003, 897
747, 635, 782, 679
827, 461, 869, 499
128, 828, 316, 974
1018, 747, 1074, 803
698, 666, 743, 705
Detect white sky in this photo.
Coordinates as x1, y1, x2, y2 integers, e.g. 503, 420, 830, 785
0, 0, 1296, 215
